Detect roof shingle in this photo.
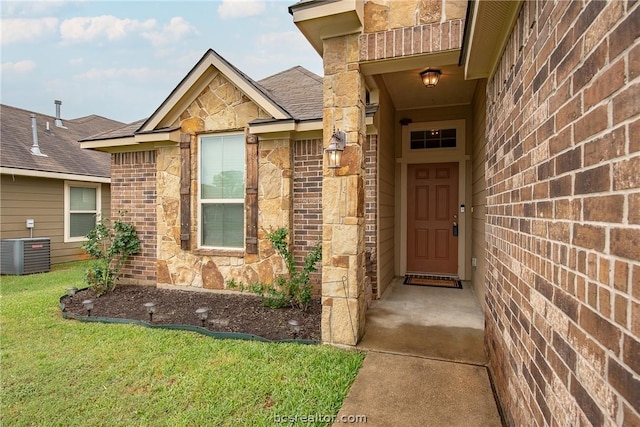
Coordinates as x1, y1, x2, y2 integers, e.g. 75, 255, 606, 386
0, 104, 124, 178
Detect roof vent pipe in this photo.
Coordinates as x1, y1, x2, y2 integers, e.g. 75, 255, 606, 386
30, 114, 47, 157
54, 100, 64, 128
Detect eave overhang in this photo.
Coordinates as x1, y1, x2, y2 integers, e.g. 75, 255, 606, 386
0, 167, 110, 183
79, 127, 181, 152
289, 0, 364, 55
461, 0, 523, 80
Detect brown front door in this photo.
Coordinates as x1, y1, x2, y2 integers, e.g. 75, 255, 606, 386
407, 162, 459, 275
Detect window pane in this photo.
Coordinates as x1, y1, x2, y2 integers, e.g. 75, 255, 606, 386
70, 213, 96, 237
410, 128, 457, 149
202, 203, 244, 248
70, 187, 96, 210
201, 134, 244, 199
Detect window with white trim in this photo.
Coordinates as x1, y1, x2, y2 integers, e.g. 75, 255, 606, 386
410, 128, 457, 149
64, 182, 101, 242
199, 133, 245, 249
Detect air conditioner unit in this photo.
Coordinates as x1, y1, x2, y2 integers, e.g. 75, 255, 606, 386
0, 238, 51, 275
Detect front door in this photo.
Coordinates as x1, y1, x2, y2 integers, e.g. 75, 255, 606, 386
407, 162, 458, 275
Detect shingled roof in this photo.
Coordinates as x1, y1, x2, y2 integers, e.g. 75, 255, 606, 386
0, 104, 123, 178
257, 66, 323, 121
80, 58, 324, 144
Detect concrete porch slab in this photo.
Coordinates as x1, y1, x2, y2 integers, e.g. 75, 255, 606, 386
357, 278, 487, 364
334, 352, 502, 427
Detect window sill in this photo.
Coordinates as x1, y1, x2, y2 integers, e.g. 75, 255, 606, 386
192, 248, 245, 257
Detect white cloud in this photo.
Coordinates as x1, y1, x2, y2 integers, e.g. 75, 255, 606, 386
1, 60, 36, 73
257, 31, 309, 50
69, 57, 84, 66
76, 67, 167, 82
142, 16, 198, 47
218, 0, 266, 19
1, 1, 67, 18
0, 18, 59, 45
60, 15, 156, 43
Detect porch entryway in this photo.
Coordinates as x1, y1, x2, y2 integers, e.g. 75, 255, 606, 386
357, 277, 486, 365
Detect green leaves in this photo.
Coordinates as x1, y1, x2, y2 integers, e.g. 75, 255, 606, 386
82, 212, 140, 296
241, 228, 321, 311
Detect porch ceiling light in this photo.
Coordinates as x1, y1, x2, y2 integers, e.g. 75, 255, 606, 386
325, 129, 346, 169
420, 69, 441, 88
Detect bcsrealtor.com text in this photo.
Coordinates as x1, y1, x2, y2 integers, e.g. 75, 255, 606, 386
274, 413, 367, 424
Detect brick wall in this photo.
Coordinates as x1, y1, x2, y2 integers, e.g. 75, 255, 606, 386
365, 134, 378, 294
359, 19, 464, 62
111, 150, 157, 285
485, 1, 639, 425
293, 139, 323, 291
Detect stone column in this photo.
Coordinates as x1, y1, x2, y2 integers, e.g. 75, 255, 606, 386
321, 34, 367, 345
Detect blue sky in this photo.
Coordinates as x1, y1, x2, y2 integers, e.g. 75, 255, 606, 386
1, 0, 323, 124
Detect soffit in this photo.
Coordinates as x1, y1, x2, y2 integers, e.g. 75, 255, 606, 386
290, 0, 363, 55
462, 0, 523, 79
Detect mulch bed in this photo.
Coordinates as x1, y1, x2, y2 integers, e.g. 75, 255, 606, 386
62, 285, 321, 341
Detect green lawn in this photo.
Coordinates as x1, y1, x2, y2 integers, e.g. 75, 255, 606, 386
1, 261, 364, 426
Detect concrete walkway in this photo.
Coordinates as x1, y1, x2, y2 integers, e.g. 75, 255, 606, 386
333, 279, 502, 426
334, 352, 502, 426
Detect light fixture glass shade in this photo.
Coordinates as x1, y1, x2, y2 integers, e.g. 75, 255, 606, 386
195, 307, 209, 320
143, 302, 157, 314
420, 69, 441, 88
288, 319, 301, 334
326, 144, 343, 169
325, 130, 346, 169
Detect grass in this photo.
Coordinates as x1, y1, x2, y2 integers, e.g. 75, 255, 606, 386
1, 261, 365, 426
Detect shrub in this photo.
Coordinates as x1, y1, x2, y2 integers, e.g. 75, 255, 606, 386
228, 228, 321, 311
82, 213, 140, 296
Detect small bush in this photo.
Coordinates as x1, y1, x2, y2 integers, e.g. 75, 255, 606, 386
227, 228, 321, 311
82, 213, 140, 296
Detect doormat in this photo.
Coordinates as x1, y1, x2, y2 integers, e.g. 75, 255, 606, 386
403, 275, 462, 289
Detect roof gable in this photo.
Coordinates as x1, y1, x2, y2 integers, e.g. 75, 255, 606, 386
139, 49, 291, 133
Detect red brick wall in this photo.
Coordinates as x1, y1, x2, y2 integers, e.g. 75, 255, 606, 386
365, 134, 378, 294
293, 139, 323, 291
485, 1, 639, 425
111, 150, 157, 285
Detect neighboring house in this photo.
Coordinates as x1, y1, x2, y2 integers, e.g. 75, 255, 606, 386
0, 103, 123, 265
81, 0, 639, 425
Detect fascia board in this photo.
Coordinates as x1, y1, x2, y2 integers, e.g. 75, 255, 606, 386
1, 167, 110, 183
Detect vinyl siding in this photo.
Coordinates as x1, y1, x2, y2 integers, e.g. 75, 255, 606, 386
0, 174, 110, 265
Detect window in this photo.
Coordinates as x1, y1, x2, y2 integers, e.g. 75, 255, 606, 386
410, 128, 457, 149
199, 133, 245, 249
64, 182, 101, 242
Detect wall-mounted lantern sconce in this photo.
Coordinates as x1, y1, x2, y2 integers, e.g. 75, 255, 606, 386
325, 129, 346, 169
420, 69, 441, 88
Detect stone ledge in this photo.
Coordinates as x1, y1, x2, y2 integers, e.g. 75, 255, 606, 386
192, 248, 245, 257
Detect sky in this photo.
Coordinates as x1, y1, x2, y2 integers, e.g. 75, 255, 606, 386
0, 0, 323, 124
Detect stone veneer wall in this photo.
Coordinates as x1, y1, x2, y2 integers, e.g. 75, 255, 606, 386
484, 1, 639, 425
111, 150, 157, 285
155, 71, 290, 290
292, 139, 323, 292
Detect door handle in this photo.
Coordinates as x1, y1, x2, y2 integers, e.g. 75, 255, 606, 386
453, 222, 458, 237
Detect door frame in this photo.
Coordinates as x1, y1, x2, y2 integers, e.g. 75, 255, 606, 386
397, 119, 469, 280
